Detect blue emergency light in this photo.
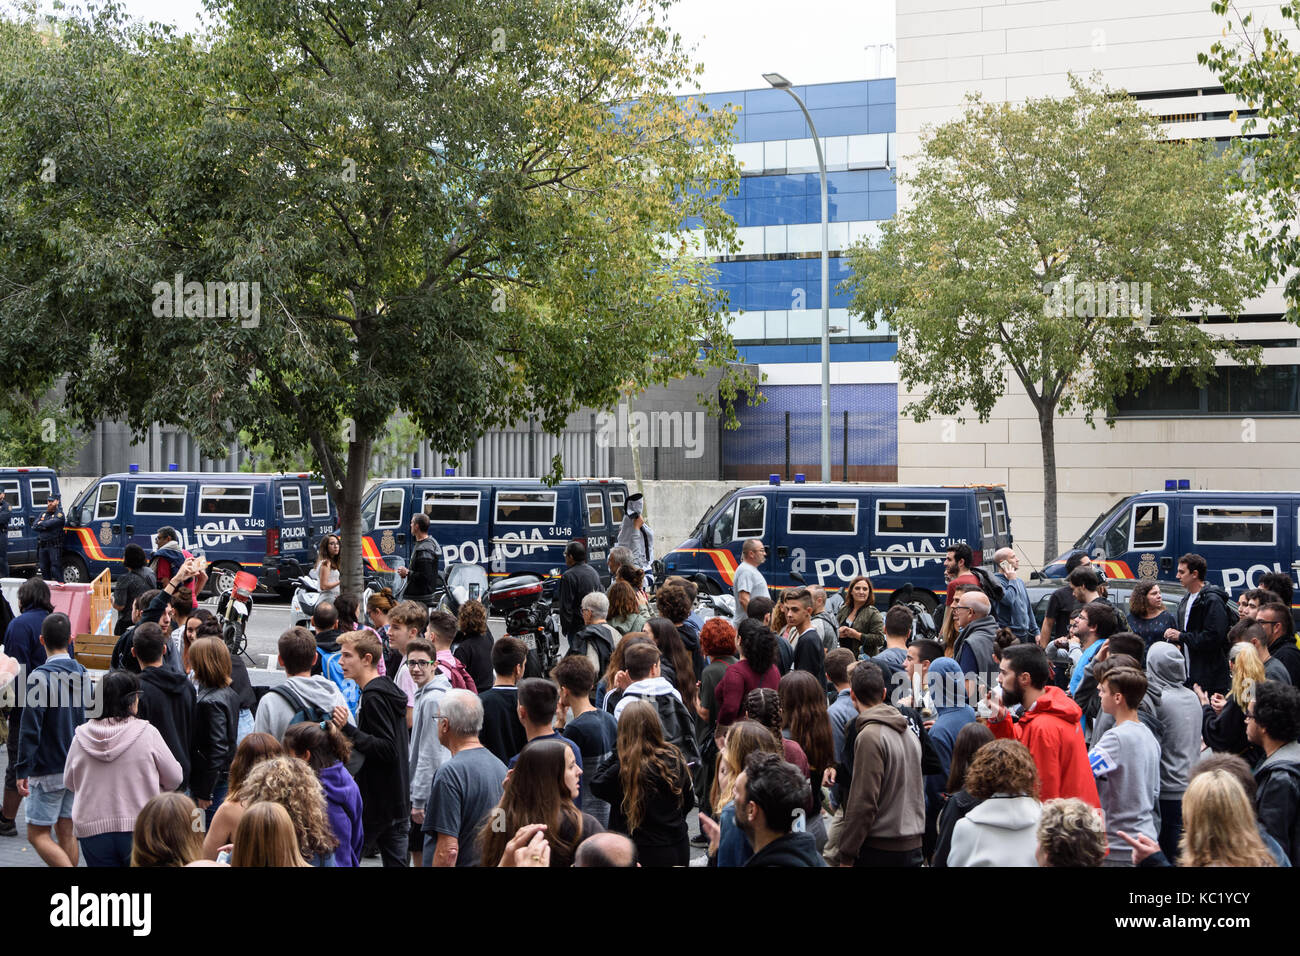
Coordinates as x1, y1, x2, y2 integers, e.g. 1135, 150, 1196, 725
444, 468, 455, 477
129, 463, 139, 474
794, 474, 806, 483
1178, 479, 1190, 490
410, 468, 422, 478
1165, 479, 1176, 490
167, 463, 178, 472
769, 474, 780, 485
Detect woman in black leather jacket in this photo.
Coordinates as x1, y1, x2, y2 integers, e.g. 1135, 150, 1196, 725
190, 637, 241, 828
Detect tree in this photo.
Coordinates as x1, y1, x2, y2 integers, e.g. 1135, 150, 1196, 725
1200, 1, 1300, 317
0, 0, 752, 591
844, 76, 1265, 563
0, 384, 84, 472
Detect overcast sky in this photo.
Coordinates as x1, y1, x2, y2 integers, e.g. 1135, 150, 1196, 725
21, 0, 895, 92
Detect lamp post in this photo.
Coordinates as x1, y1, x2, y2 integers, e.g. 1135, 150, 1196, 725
763, 72, 831, 481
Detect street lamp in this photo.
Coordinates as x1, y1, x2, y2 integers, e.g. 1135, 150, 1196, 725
764, 72, 831, 481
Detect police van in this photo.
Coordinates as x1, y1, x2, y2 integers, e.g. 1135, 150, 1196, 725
63, 468, 338, 593
0, 467, 62, 572
662, 478, 1013, 611
1043, 483, 1300, 606
358, 473, 630, 583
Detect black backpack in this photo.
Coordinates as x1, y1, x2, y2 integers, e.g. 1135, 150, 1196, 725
270, 683, 330, 727
1199, 585, 1240, 629
622, 689, 702, 772
969, 566, 1005, 605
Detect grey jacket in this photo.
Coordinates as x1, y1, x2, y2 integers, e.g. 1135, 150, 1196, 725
1144, 642, 1202, 798
409, 673, 454, 805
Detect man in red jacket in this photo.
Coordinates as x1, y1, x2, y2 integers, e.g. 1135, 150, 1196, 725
985, 644, 1099, 807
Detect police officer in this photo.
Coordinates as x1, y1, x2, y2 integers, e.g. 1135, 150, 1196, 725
32, 496, 64, 582
0, 489, 10, 578
398, 512, 441, 606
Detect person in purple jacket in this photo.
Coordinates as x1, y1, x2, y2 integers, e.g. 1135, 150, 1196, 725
284, 721, 365, 867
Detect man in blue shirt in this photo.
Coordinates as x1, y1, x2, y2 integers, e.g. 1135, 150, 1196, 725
993, 548, 1037, 643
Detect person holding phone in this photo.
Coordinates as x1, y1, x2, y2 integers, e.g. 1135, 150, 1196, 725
992, 548, 1036, 643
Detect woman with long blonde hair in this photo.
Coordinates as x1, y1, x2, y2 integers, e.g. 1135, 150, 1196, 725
230, 802, 310, 868
132, 792, 205, 867
1201, 642, 1267, 762
1121, 768, 1276, 867
589, 699, 693, 866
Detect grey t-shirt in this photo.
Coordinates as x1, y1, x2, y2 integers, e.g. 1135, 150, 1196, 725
423, 745, 506, 867
732, 562, 769, 626
1089, 719, 1160, 863
1265, 656, 1293, 685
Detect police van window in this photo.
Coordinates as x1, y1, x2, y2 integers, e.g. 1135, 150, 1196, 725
736, 496, 766, 539
30, 479, 52, 507
1130, 503, 1167, 549
496, 492, 557, 525
876, 500, 949, 537
0, 480, 21, 508
134, 485, 187, 516
788, 499, 857, 535
200, 486, 255, 517
376, 488, 405, 528
609, 491, 625, 523
1194, 506, 1276, 546
281, 486, 303, 520
95, 483, 120, 521
993, 499, 1008, 537
309, 486, 331, 518
978, 501, 994, 539
585, 492, 606, 528
423, 490, 479, 524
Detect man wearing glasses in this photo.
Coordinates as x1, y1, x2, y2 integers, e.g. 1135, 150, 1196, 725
407, 638, 451, 867
732, 538, 770, 627
950, 590, 997, 704
1259, 603, 1300, 686
1246, 680, 1300, 865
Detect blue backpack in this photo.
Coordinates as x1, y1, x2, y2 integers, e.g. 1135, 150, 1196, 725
318, 648, 361, 717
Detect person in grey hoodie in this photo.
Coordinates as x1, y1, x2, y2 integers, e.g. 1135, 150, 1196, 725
407, 638, 452, 866
1248, 680, 1300, 865
254, 627, 355, 742
948, 739, 1042, 867
1144, 641, 1202, 858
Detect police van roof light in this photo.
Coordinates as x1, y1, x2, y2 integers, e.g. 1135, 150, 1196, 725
1178, 479, 1190, 490
1165, 479, 1176, 491
794, 474, 805, 483
444, 468, 455, 477
129, 463, 139, 474
410, 468, 422, 479
769, 474, 780, 485
167, 463, 178, 472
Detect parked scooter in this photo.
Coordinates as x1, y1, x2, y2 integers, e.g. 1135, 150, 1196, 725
290, 556, 408, 629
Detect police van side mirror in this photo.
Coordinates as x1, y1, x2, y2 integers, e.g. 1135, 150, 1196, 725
79, 507, 93, 526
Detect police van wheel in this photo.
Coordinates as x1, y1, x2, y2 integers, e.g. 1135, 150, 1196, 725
62, 555, 88, 584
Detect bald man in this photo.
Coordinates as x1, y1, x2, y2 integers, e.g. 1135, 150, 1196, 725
575, 832, 638, 868
992, 548, 1037, 643
951, 590, 998, 701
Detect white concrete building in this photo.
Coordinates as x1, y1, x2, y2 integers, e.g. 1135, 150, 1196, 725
894, 0, 1300, 566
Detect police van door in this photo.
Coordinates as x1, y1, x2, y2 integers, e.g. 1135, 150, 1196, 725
277, 481, 312, 573
1187, 500, 1281, 595
368, 485, 409, 563
421, 487, 484, 569
580, 485, 612, 577
1105, 499, 1172, 582
0, 476, 30, 568
707, 492, 769, 589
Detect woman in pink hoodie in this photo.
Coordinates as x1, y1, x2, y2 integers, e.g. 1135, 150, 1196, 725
64, 671, 184, 867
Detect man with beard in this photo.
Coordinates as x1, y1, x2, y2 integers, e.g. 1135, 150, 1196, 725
734, 751, 827, 867
985, 644, 1099, 807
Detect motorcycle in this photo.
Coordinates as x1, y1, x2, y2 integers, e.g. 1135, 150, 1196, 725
214, 569, 258, 659
888, 584, 939, 642
688, 572, 736, 621
505, 583, 562, 676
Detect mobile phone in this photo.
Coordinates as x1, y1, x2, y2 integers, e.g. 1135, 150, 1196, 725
999, 560, 1013, 574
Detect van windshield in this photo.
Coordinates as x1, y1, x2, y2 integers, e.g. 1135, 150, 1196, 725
1072, 498, 1129, 551
691, 488, 739, 540
359, 492, 379, 534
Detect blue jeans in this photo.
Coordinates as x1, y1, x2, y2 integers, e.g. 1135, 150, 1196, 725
203, 777, 229, 830
80, 831, 134, 867
237, 709, 255, 746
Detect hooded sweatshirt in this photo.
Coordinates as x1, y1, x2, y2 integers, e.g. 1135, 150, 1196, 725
990, 684, 1099, 807
63, 717, 183, 838
947, 794, 1041, 867
410, 673, 454, 808
924, 659, 976, 812
1144, 643, 1202, 799
839, 703, 925, 861
318, 761, 365, 868
342, 675, 411, 827
137, 664, 196, 789
745, 830, 828, 867
253, 674, 354, 741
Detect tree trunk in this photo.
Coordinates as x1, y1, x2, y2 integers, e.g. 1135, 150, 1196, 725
338, 436, 374, 595
627, 392, 646, 510
1039, 403, 1059, 566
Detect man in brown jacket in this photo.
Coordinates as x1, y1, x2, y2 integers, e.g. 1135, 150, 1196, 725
838, 661, 925, 867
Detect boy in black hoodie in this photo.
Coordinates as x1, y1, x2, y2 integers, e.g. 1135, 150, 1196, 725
334, 629, 410, 868
732, 750, 826, 867
133, 622, 196, 789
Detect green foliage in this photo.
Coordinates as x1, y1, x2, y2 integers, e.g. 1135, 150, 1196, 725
1200, 1, 1300, 317
844, 75, 1265, 558
0, 388, 84, 471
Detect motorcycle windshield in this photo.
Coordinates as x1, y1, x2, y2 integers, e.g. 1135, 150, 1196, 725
446, 564, 490, 593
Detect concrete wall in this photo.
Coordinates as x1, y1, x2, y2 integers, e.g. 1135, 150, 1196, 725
637, 480, 737, 555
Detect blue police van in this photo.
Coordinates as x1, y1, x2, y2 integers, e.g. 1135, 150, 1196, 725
662, 478, 1013, 611
1043, 483, 1300, 609
0, 467, 62, 572
358, 473, 630, 584
63, 468, 338, 593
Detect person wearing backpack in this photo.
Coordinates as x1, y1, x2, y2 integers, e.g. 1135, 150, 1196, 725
1165, 553, 1232, 695
255, 627, 354, 742
426, 609, 477, 692
568, 592, 620, 682
613, 642, 702, 774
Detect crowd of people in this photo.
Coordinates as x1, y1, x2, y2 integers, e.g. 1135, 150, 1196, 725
1, 538, 1298, 869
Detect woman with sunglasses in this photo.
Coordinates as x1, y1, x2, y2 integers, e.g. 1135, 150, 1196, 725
63, 670, 184, 867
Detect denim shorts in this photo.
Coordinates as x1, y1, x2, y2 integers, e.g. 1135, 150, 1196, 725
26, 777, 75, 827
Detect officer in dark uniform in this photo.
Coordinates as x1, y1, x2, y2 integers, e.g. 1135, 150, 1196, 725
32, 496, 65, 582
0, 489, 10, 578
